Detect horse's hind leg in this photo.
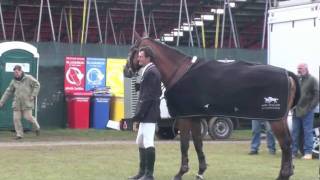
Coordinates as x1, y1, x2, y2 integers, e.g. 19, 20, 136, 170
271, 76, 296, 180
191, 120, 207, 180
270, 119, 294, 180
173, 119, 191, 180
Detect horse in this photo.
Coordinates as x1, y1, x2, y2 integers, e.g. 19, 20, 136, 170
124, 33, 300, 180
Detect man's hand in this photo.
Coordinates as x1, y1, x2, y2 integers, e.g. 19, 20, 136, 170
133, 122, 139, 132
30, 96, 35, 100
0, 102, 3, 108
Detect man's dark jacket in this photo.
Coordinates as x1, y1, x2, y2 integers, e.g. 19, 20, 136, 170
295, 74, 319, 118
133, 64, 161, 123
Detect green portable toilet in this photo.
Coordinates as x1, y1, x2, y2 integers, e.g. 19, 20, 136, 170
0, 41, 39, 130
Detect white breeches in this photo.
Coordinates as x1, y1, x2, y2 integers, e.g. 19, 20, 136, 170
136, 123, 156, 148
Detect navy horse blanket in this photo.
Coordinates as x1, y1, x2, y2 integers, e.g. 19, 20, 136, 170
165, 60, 290, 120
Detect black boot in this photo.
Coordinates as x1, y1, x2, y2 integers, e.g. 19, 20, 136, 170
138, 147, 155, 180
128, 148, 146, 180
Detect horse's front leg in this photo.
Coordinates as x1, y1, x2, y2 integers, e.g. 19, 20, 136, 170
173, 119, 191, 180
191, 119, 207, 180
270, 119, 294, 180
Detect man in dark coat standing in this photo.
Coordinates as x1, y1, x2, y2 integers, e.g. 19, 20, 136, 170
128, 46, 161, 180
292, 63, 319, 160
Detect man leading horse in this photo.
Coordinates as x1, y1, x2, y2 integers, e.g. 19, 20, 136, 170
124, 33, 300, 180
128, 46, 161, 180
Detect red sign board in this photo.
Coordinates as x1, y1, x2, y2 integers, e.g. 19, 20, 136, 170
64, 56, 86, 93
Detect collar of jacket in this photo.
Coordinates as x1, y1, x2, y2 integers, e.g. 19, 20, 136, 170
300, 73, 310, 81
141, 62, 154, 77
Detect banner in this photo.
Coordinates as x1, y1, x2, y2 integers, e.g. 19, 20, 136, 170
106, 58, 127, 97
64, 56, 86, 93
85, 57, 106, 91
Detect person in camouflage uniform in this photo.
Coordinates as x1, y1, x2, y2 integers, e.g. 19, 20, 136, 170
0, 65, 40, 139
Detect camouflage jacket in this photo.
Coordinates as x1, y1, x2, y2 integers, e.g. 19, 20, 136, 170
0, 74, 40, 110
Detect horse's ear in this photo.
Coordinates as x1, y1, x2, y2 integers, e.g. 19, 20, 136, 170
134, 31, 141, 41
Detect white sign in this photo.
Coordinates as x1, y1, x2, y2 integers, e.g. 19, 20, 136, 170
5, 63, 30, 72
106, 120, 120, 130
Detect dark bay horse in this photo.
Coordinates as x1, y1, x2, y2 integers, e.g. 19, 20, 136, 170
124, 34, 299, 180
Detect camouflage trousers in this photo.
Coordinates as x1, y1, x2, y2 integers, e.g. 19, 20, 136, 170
13, 109, 40, 137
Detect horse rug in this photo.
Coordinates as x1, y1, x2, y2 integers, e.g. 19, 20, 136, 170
165, 60, 290, 120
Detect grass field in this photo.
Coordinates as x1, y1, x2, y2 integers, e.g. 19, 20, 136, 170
0, 128, 252, 142
0, 129, 318, 180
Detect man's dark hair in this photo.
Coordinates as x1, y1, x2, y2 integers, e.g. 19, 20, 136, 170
13, 65, 22, 71
139, 46, 154, 62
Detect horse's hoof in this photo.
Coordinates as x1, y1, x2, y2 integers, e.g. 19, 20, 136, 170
276, 173, 292, 180
172, 175, 182, 180
276, 176, 289, 180
195, 174, 204, 180
173, 164, 189, 180
276, 172, 292, 180
277, 164, 294, 180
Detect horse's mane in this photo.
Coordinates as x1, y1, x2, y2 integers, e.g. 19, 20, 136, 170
142, 37, 190, 59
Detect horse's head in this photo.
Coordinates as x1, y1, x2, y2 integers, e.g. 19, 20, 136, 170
124, 32, 143, 78
124, 32, 191, 88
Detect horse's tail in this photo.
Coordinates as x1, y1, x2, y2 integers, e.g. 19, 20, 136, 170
287, 71, 300, 108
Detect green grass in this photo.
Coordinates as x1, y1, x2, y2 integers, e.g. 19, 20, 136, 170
0, 129, 252, 142
230, 129, 252, 140
0, 129, 137, 142
0, 129, 316, 179
0, 142, 317, 180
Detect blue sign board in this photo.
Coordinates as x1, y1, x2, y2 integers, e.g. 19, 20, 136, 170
85, 57, 106, 91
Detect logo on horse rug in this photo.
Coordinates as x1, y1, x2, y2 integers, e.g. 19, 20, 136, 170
264, 97, 279, 104
262, 97, 280, 110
